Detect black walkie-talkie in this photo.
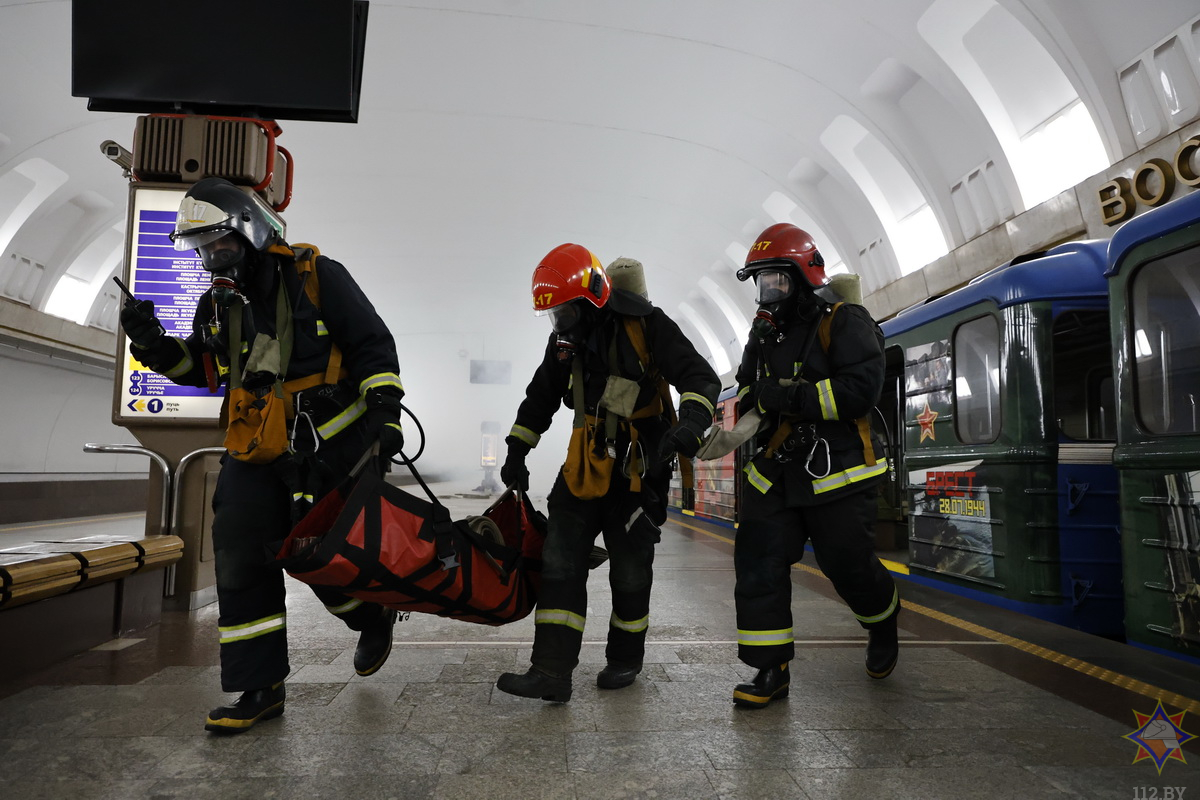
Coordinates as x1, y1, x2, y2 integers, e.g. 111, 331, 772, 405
112, 276, 166, 339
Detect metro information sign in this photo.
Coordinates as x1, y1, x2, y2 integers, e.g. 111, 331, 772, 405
116, 185, 224, 423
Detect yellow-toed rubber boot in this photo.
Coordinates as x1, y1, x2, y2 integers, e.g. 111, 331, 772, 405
733, 663, 789, 709
205, 682, 285, 734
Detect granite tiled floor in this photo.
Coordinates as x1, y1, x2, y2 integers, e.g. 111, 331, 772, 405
2, 495, 1199, 799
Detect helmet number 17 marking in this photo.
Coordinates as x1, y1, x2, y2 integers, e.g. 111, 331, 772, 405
536, 292, 554, 308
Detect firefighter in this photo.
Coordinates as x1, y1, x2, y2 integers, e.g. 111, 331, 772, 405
118, 178, 405, 733
496, 244, 720, 701
731, 223, 900, 708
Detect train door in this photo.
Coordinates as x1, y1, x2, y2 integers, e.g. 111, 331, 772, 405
1048, 307, 1124, 637
1111, 223, 1200, 659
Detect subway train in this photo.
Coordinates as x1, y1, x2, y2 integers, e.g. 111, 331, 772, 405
672, 185, 1200, 664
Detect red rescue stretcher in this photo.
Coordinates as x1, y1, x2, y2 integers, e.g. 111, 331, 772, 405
274, 453, 546, 626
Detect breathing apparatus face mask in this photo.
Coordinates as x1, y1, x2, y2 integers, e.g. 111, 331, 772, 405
548, 301, 596, 364
751, 270, 796, 339
198, 233, 251, 308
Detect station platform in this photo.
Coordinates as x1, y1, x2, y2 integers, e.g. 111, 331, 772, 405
2, 495, 1199, 799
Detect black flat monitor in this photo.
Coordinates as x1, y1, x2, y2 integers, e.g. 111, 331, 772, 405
72, 0, 369, 123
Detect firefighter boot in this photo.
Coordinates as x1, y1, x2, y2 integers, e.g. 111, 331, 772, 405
597, 662, 642, 690
354, 608, 398, 676
205, 683, 285, 734
496, 666, 573, 702
733, 663, 790, 709
865, 612, 899, 679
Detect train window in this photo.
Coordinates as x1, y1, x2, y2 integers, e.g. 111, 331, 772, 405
1051, 310, 1114, 441
1130, 247, 1200, 434
953, 315, 1001, 443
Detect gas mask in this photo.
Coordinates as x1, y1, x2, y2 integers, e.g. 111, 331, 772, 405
198, 234, 251, 308
752, 270, 796, 340
549, 301, 597, 364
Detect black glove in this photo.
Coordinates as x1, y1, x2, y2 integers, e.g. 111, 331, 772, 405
500, 438, 531, 491
119, 299, 164, 350
656, 405, 710, 464
367, 410, 404, 459
754, 378, 799, 413
364, 390, 405, 467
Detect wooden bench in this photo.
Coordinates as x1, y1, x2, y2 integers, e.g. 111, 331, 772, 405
0, 534, 183, 608
0, 534, 184, 686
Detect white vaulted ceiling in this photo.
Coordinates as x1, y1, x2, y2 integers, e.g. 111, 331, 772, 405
3, 0, 1200, 478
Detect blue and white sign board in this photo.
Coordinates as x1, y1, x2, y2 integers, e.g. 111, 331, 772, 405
117, 185, 225, 422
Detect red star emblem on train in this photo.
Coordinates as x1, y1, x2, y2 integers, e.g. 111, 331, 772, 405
1122, 700, 1195, 774
916, 401, 938, 443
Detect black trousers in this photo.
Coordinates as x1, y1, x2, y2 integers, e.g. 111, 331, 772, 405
734, 483, 899, 669
530, 472, 660, 676
211, 427, 386, 692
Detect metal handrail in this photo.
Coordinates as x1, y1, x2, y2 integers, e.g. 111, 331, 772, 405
83, 443, 171, 536
171, 447, 226, 534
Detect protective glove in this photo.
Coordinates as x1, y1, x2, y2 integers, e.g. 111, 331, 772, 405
500, 438, 531, 491
367, 410, 404, 460
656, 405, 710, 464
119, 299, 165, 350
364, 390, 405, 467
753, 378, 799, 413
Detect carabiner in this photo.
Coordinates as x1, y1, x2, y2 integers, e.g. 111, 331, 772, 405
804, 437, 831, 479
289, 395, 321, 455
622, 440, 647, 480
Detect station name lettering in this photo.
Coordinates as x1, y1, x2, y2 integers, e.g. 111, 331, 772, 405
1098, 136, 1200, 225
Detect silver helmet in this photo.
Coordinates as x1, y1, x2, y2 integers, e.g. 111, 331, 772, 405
170, 177, 282, 254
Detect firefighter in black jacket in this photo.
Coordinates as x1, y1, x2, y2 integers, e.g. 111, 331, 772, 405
731, 223, 900, 709
118, 178, 405, 733
496, 244, 720, 701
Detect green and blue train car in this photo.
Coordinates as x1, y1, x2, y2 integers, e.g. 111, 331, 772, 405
879, 241, 1124, 638
1104, 191, 1200, 661
879, 188, 1200, 661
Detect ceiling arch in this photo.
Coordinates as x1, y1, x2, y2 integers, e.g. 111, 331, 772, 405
1, 1, 1198, 464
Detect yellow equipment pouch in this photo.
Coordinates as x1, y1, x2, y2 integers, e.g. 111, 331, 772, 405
225, 384, 290, 463
562, 357, 615, 499
562, 422, 615, 500
223, 286, 295, 464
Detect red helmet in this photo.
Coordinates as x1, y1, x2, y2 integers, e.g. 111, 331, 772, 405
737, 223, 827, 290
531, 243, 610, 313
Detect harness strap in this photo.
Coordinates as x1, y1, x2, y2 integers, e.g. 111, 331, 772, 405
857, 417, 877, 466
585, 398, 663, 493
818, 302, 842, 353
622, 316, 694, 491
227, 297, 244, 389
761, 305, 833, 461
763, 302, 875, 467
276, 277, 294, 383
605, 332, 621, 446
267, 242, 348, 389
570, 357, 586, 430
764, 420, 793, 460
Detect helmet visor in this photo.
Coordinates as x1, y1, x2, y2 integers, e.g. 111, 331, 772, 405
197, 233, 246, 272
171, 225, 234, 252
754, 270, 794, 304
547, 301, 582, 333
